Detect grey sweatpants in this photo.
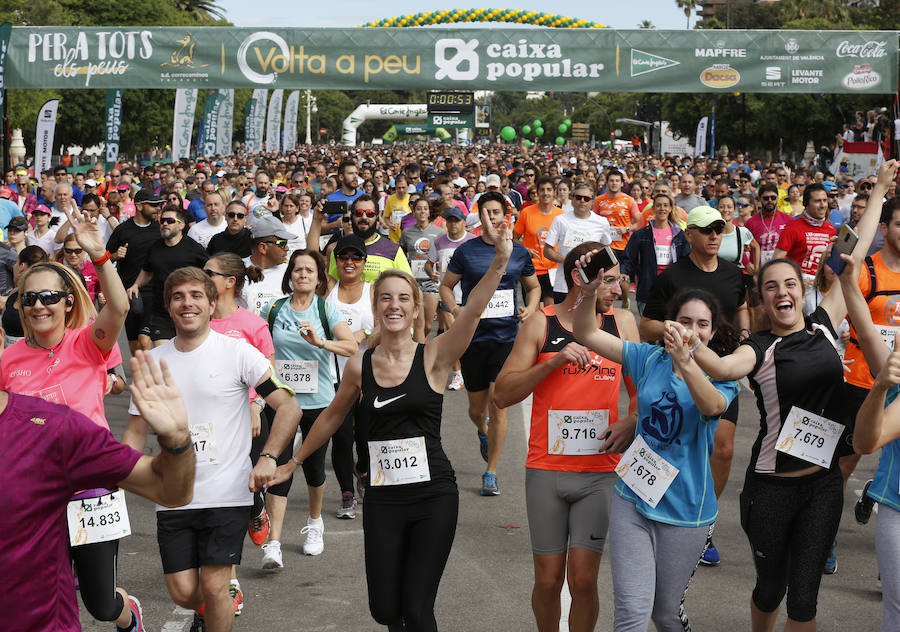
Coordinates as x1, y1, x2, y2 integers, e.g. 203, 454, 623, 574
608, 494, 712, 632
876, 503, 900, 632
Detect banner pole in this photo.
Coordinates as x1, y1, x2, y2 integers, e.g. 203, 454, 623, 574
2, 89, 9, 173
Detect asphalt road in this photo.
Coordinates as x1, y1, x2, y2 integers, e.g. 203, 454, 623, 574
78, 340, 885, 632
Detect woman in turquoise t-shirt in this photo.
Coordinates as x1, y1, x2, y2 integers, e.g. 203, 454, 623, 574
265, 248, 357, 565
572, 254, 738, 631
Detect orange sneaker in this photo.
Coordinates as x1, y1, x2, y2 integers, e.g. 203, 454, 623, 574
230, 583, 244, 616
248, 507, 270, 546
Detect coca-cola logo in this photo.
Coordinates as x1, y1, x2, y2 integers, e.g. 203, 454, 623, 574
836, 40, 887, 58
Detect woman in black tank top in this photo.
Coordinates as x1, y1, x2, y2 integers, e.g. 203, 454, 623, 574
266, 210, 514, 632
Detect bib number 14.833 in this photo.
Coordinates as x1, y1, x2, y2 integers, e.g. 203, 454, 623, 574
66, 491, 131, 547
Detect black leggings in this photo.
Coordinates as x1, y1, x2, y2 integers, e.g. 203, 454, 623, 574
330, 402, 356, 494
364, 493, 458, 632
71, 539, 125, 622
265, 406, 328, 495
740, 468, 843, 622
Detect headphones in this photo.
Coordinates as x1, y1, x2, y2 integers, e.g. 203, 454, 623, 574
65, 295, 74, 307
31, 263, 76, 308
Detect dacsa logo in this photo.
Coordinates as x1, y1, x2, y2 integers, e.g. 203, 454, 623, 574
700, 64, 740, 88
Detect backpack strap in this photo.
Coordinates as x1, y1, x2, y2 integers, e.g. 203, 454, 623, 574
317, 296, 333, 340
864, 255, 878, 302
265, 296, 289, 334
734, 227, 743, 264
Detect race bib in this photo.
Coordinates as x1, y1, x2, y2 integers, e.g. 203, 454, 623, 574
775, 406, 844, 467
368, 437, 431, 486
190, 422, 219, 464
615, 435, 679, 508
277, 360, 318, 394
67, 491, 131, 547
481, 289, 515, 319
338, 304, 362, 330
877, 325, 900, 352
410, 259, 428, 280
548, 410, 610, 455
563, 229, 592, 249
250, 290, 280, 316
654, 244, 672, 266
438, 250, 453, 276
761, 249, 775, 264
390, 209, 409, 227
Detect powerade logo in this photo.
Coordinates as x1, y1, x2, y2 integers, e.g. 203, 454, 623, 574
843, 64, 881, 90
700, 64, 740, 88
435, 38, 604, 83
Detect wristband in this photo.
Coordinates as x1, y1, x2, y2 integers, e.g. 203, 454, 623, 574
159, 434, 192, 456
740, 328, 751, 336
290, 456, 302, 467
260, 452, 278, 463
91, 250, 111, 266
688, 338, 701, 355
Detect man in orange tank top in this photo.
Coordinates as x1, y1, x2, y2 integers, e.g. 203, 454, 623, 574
494, 241, 638, 632
594, 170, 639, 309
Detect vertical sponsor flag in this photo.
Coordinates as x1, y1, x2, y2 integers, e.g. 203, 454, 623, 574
709, 101, 716, 158
265, 89, 283, 153
283, 90, 300, 152
34, 99, 59, 174
0, 22, 11, 111
694, 116, 708, 157
172, 88, 198, 161
216, 88, 234, 156
104, 89, 123, 168
244, 89, 267, 153
199, 91, 225, 157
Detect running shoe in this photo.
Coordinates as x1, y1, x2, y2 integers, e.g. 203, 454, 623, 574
189, 613, 206, 632
248, 506, 270, 546
448, 370, 464, 391
261, 540, 284, 569
117, 595, 144, 632
824, 546, 837, 575
481, 471, 500, 496
336, 491, 357, 519
230, 582, 244, 616
302, 516, 325, 556
700, 538, 721, 566
855, 479, 875, 525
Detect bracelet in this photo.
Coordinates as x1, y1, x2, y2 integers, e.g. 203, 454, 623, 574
290, 456, 302, 467
91, 250, 111, 266
260, 452, 278, 463
740, 328, 751, 336
688, 339, 701, 355
159, 434, 192, 456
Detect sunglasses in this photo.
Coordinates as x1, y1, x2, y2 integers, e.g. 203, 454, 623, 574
159, 217, 182, 225
204, 269, 233, 279
691, 224, 724, 235
739, 202, 752, 208
342, 216, 352, 223
859, 183, 873, 189
572, 194, 593, 202
354, 209, 377, 218
21, 289, 70, 307
337, 253, 365, 262
32, 211, 49, 216
525, 172, 536, 177
226, 212, 246, 220
760, 195, 778, 201
263, 239, 289, 249
63, 247, 83, 255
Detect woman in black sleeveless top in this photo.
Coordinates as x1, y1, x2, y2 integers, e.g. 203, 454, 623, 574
269, 206, 513, 631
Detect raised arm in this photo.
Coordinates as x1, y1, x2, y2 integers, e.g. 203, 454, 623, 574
572, 252, 624, 365
677, 323, 757, 381
839, 253, 889, 375
855, 336, 900, 454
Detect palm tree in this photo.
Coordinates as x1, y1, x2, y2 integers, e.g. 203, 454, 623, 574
638, 19, 655, 29
675, 0, 700, 28
176, 0, 227, 21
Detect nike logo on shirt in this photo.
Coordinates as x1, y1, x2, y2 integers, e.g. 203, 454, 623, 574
551, 337, 566, 345
373, 394, 406, 409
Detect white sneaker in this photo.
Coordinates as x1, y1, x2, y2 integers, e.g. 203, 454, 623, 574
261, 540, 283, 569
448, 370, 464, 391
301, 516, 325, 556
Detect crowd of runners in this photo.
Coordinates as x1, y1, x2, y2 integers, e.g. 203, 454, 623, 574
2, 139, 900, 632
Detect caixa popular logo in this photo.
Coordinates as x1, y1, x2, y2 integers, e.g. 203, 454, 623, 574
700, 64, 740, 88
836, 40, 887, 59
843, 64, 881, 90
435, 38, 603, 83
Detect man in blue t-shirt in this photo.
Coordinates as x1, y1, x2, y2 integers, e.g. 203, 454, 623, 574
441, 191, 540, 496
325, 161, 363, 234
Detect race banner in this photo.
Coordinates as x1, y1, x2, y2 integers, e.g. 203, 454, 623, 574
104, 89, 123, 167
282, 90, 300, 152
0, 22, 11, 111
244, 88, 266, 153
171, 88, 197, 161
4, 27, 896, 94
198, 91, 225, 157
265, 88, 283, 153
829, 141, 884, 179
216, 88, 233, 156
34, 99, 59, 173
694, 116, 708, 157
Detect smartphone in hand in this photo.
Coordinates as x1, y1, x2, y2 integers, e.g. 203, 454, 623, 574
826, 224, 859, 275
579, 247, 618, 284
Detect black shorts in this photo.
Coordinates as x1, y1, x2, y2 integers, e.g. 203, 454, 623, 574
124, 293, 153, 340
836, 383, 868, 457
150, 313, 176, 342
459, 340, 514, 392
553, 291, 569, 305
156, 506, 250, 574
612, 248, 626, 265
721, 394, 740, 426
536, 273, 554, 300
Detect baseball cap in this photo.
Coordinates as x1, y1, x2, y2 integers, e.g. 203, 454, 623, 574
686, 206, 725, 228
452, 177, 467, 188
485, 174, 502, 189
32, 204, 52, 215
0, 187, 13, 200
442, 207, 466, 222
822, 181, 837, 194
134, 189, 165, 205
84, 179, 98, 187
7, 216, 28, 231
335, 234, 367, 257
250, 215, 297, 241
215, 169, 227, 178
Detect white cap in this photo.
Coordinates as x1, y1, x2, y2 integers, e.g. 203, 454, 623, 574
215, 169, 226, 178
485, 174, 502, 189
569, 157, 578, 164
84, 179, 98, 187
452, 177, 467, 188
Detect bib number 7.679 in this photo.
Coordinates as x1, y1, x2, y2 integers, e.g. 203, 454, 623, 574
775, 406, 844, 467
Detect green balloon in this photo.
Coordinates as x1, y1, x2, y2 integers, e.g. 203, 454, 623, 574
556, 136, 565, 145
523, 139, 532, 147
535, 127, 544, 137
522, 125, 532, 135
558, 123, 568, 134
500, 126, 516, 141
564, 118, 572, 127
533, 119, 542, 128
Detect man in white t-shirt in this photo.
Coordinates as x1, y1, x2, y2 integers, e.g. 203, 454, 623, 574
543, 182, 613, 302
187, 190, 228, 248
240, 215, 295, 315
123, 266, 301, 632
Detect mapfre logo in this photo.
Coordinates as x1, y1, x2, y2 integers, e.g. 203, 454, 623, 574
435, 39, 480, 80
836, 40, 887, 59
